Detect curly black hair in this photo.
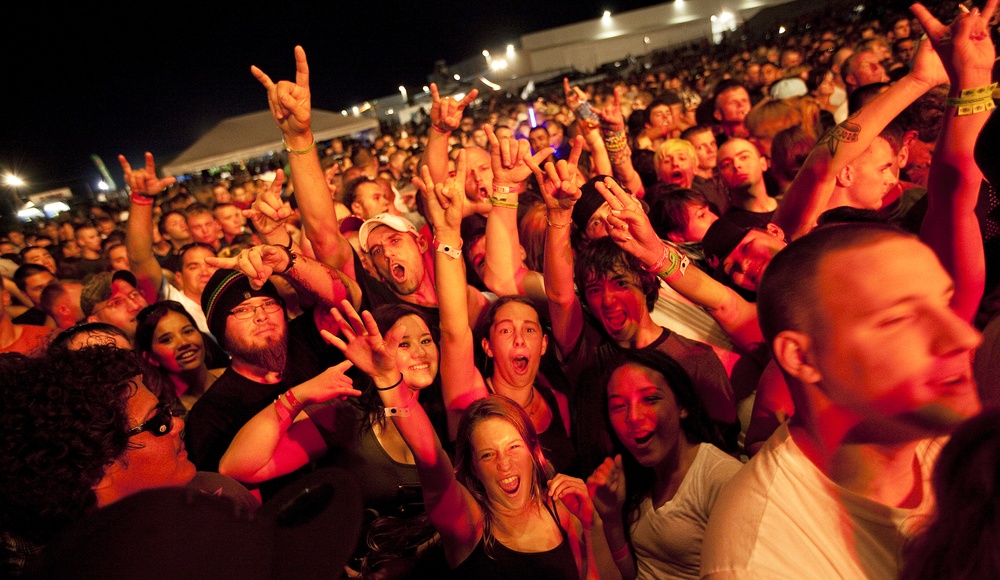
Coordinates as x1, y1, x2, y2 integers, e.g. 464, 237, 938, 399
0, 346, 145, 544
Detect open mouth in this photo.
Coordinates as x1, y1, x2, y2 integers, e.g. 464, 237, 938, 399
512, 356, 529, 373
391, 263, 406, 282
499, 475, 520, 494
409, 363, 429, 372
603, 311, 627, 330
633, 432, 654, 446
478, 186, 490, 200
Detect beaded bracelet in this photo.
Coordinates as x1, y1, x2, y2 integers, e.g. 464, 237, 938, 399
547, 216, 571, 228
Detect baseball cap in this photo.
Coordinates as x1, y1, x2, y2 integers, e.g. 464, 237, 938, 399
701, 211, 773, 274
358, 213, 419, 253
80, 270, 140, 317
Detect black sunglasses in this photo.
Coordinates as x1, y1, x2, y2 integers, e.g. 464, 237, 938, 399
127, 403, 174, 437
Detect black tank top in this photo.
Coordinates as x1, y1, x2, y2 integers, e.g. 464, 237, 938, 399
450, 501, 578, 579
535, 384, 578, 476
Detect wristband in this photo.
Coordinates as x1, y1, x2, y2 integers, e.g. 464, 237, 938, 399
274, 397, 294, 423
658, 252, 690, 281
282, 136, 316, 155
610, 544, 631, 562
282, 389, 302, 409
376, 374, 405, 391
947, 82, 998, 116
433, 237, 463, 259
641, 244, 670, 273
489, 196, 519, 209
274, 242, 297, 274
431, 124, 451, 134
385, 391, 416, 418
130, 192, 155, 206
492, 183, 526, 195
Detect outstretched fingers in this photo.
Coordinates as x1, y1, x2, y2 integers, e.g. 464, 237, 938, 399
293, 45, 309, 88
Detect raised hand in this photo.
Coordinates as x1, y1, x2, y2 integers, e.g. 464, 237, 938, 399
548, 474, 595, 528
118, 152, 176, 197
251, 45, 312, 140
245, 170, 294, 238
528, 135, 584, 211
586, 455, 626, 520
430, 83, 479, 133
205, 245, 290, 290
413, 149, 467, 233
321, 300, 400, 384
485, 124, 553, 187
911, 0, 998, 83
294, 360, 362, 405
595, 85, 627, 132
596, 177, 661, 262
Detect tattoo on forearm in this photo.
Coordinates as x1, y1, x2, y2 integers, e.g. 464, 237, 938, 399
818, 121, 861, 157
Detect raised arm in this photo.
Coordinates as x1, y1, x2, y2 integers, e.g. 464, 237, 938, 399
535, 143, 586, 357
565, 78, 614, 178
913, 0, 997, 321
218, 360, 359, 483
414, 151, 489, 437
251, 46, 355, 274
596, 178, 764, 355
422, 83, 479, 185
205, 242, 360, 313
595, 85, 644, 197
482, 124, 555, 302
120, 152, 175, 302
323, 302, 483, 563
773, 33, 951, 241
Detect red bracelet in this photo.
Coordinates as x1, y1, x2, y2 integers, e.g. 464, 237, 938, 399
283, 389, 302, 409
130, 192, 154, 206
432, 124, 450, 134
274, 398, 293, 423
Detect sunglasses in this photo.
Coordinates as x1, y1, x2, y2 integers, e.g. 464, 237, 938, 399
127, 403, 175, 437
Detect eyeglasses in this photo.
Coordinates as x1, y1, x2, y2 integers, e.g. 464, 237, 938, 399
94, 290, 144, 314
127, 403, 175, 438
229, 298, 283, 320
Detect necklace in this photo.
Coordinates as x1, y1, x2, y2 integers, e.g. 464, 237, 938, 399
524, 386, 537, 416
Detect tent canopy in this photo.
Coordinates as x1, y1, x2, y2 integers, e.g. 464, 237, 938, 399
162, 109, 377, 176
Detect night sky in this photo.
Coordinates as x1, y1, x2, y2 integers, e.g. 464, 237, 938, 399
2, 1, 665, 197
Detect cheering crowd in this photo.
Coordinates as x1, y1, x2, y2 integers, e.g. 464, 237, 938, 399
3, 0, 1000, 577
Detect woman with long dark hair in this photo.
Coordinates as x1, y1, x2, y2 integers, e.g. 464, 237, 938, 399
587, 349, 741, 579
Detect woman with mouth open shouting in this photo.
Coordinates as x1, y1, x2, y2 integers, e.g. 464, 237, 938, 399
413, 135, 577, 476
334, 147, 610, 578
587, 348, 741, 579
324, 297, 615, 578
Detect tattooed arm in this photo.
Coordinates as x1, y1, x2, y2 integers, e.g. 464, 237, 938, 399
772, 36, 950, 241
